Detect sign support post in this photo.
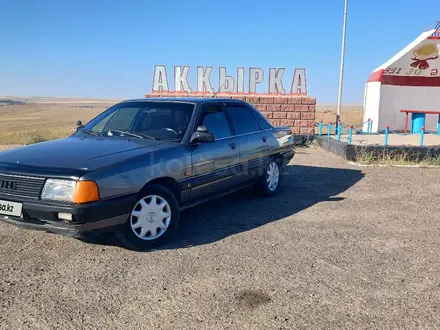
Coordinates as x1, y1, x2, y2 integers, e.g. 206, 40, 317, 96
336, 0, 348, 128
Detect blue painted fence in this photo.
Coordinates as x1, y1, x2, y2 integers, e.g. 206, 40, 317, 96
316, 118, 429, 147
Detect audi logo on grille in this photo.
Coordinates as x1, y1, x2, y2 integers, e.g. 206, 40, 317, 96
0, 180, 17, 190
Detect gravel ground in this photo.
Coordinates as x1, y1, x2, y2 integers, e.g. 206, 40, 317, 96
1, 148, 440, 329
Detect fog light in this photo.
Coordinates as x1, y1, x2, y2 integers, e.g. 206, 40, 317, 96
58, 213, 72, 221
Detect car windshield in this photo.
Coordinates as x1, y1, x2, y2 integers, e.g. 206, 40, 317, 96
78, 101, 195, 141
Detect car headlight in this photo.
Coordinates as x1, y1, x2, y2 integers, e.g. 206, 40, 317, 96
41, 179, 77, 202
41, 179, 100, 203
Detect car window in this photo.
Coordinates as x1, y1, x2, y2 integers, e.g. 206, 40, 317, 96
225, 106, 260, 135
134, 107, 191, 133
250, 107, 272, 130
83, 101, 194, 141
199, 105, 232, 139
100, 108, 138, 132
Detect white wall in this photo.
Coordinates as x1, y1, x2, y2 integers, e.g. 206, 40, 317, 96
363, 82, 381, 132
379, 85, 440, 131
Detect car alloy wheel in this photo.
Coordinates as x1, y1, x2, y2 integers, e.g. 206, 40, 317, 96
130, 195, 171, 240
266, 161, 280, 191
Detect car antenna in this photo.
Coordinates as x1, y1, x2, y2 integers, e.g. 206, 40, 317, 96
212, 83, 225, 98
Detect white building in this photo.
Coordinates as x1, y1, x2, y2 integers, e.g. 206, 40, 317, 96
363, 25, 440, 132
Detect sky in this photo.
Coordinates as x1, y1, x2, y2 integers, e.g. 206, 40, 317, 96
1, 0, 440, 103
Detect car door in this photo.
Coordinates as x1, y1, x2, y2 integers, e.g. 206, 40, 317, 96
224, 104, 271, 183
189, 103, 240, 201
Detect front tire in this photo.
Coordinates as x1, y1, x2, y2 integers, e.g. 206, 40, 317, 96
257, 160, 281, 197
116, 184, 179, 250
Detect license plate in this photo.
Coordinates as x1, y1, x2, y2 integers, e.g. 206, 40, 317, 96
0, 200, 22, 217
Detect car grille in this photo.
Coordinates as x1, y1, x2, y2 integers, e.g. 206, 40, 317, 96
0, 173, 45, 199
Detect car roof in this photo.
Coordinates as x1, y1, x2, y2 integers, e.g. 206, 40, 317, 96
122, 97, 247, 104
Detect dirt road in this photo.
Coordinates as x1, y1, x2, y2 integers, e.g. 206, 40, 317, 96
1, 148, 440, 329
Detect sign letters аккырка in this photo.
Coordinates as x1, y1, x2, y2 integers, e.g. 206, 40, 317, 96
152, 66, 307, 95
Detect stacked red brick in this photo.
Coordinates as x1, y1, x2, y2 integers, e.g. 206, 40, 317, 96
144, 93, 316, 135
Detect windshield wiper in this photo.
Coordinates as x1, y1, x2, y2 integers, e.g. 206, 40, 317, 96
111, 130, 158, 140
80, 129, 100, 136
161, 138, 181, 142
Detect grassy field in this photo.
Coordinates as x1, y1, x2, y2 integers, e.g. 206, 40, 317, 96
0, 103, 109, 145
0, 102, 364, 145
314, 109, 363, 126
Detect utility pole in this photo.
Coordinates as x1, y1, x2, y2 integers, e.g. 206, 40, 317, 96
336, 0, 348, 127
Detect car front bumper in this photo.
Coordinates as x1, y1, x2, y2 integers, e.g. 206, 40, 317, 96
0, 194, 137, 238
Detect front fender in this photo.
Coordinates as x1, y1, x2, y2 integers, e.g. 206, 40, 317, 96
82, 145, 192, 199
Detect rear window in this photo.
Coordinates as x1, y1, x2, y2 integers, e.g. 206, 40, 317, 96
250, 107, 272, 130
225, 106, 260, 135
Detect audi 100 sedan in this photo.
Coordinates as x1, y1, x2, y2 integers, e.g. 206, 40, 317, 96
0, 98, 294, 249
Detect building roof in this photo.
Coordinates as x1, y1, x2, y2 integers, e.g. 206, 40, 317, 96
367, 29, 440, 87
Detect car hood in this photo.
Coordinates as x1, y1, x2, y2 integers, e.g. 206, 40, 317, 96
0, 136, 171, 172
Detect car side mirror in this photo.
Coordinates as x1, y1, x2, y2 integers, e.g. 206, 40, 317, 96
190, 126, 215, 144
76, 120, 84, 132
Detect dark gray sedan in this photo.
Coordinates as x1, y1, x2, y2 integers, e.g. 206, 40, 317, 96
0, 98, 294, 249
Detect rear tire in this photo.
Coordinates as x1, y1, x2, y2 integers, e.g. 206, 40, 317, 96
116, 184, 179, 250
256, 160, 281, 197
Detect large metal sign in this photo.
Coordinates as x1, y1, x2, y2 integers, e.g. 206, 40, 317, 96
152, 65, 307, 95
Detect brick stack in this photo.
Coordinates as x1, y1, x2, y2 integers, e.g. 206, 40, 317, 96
144, 93, 316, 135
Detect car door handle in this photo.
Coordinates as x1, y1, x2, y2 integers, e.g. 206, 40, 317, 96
229, 142, 236, 149
262, 137, 267, 143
